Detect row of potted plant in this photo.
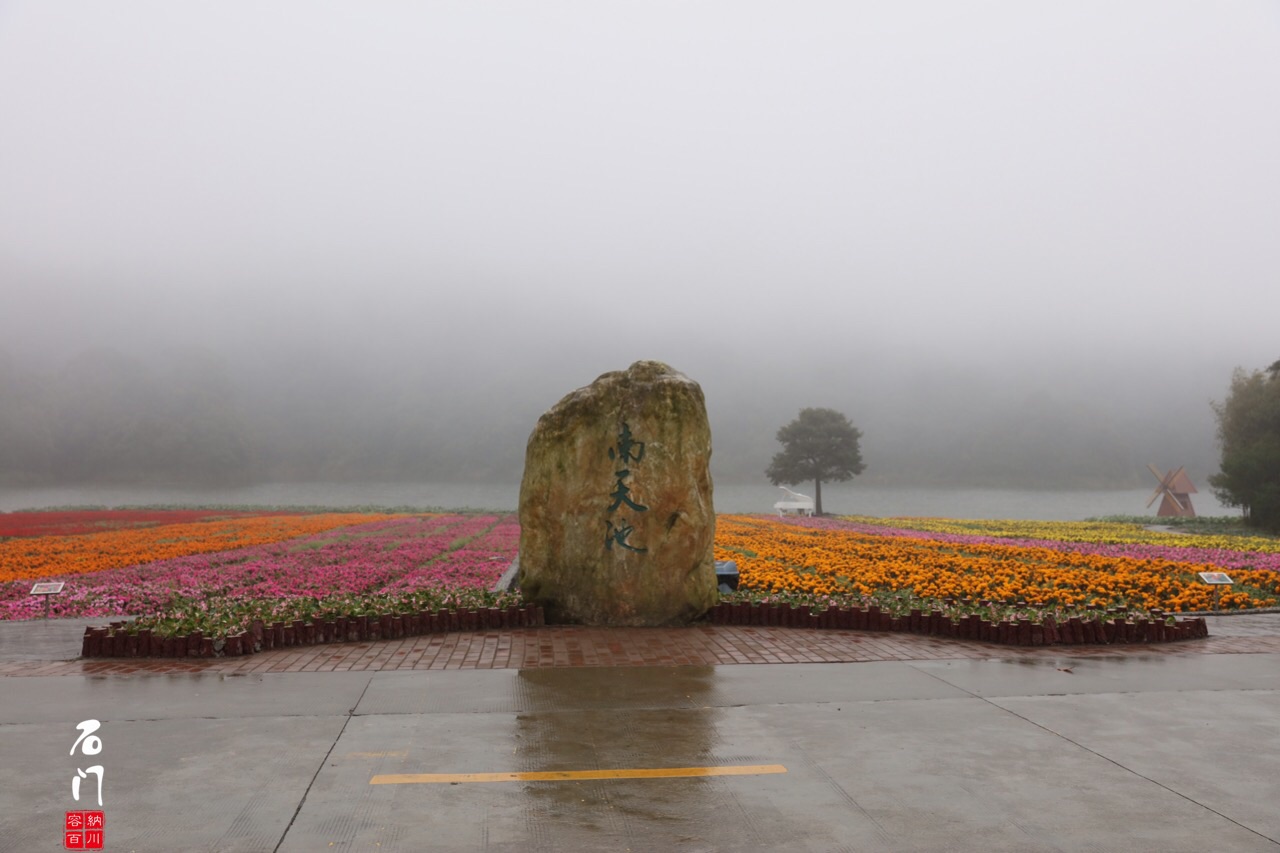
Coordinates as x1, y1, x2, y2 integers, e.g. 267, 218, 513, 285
79, 583, 1213, 658
708, 592, 1208, 646
82, 602, 546, 659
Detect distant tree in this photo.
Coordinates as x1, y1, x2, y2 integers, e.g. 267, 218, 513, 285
1209, 363, 1280, 532
766, 408, 866, 516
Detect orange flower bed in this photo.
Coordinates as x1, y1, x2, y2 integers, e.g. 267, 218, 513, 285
0, 513, 399, 584
714, 515, 1280, 612
0, 509, 297, 539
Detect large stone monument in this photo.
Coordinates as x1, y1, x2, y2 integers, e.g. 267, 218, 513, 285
518, 360, 718, 626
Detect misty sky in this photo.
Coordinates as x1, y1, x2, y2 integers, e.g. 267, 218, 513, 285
2, 2, 1278, 488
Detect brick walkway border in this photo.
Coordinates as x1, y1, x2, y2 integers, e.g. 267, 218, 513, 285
3, 625, 1279, 678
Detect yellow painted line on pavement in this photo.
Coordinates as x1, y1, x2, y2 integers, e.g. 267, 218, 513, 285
370, 764, 787, 784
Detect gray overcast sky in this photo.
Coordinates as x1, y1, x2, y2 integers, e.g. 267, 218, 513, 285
1, 2, 1277, 485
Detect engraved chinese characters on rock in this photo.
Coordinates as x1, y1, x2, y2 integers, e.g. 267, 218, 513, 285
518, 360, 717, 625
605, 423, 648, 552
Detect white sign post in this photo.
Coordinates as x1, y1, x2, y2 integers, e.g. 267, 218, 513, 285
29, 582, 65, 620
1197, 572, 1233, 611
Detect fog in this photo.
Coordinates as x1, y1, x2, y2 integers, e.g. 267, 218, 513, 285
2, 2, 1277, 493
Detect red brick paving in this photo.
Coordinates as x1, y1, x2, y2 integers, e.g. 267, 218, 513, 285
3, 625, 1279, 677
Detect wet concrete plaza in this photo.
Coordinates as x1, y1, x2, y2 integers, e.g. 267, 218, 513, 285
1, 621, 1279, 851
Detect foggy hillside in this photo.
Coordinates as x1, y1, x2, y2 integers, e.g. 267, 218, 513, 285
0, 334, 1235, 490
2, 2, 1276, 494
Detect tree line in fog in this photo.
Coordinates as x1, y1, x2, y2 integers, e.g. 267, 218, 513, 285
0, 345, 1221, 490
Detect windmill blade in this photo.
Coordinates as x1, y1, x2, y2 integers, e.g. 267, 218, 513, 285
1146, 464, 1169, 507
1146, 463, 1197, 515
1168, 466, 1188, 497
1146, 466, 1172, 504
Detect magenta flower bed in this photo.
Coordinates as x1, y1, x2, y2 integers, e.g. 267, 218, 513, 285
377, 518, 520, 592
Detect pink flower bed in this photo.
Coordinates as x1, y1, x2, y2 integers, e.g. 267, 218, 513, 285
378, 518, 520, 591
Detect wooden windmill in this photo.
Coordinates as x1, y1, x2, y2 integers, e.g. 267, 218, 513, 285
1146, 464, 1197, 518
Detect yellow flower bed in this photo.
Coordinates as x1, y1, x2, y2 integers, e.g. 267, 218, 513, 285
843, 515, 1280, 553
714, 515, 1279, 612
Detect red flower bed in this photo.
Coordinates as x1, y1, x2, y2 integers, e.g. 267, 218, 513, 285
0, 510, 296, 539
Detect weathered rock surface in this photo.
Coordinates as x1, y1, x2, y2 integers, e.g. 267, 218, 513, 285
518, 361, 717, 626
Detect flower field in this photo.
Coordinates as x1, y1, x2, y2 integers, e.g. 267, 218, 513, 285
0, 509, 299, 539
716, 515, 1280, 614
0, 512, 521, 633
0, 511, 399, 584
843, 515, 1280, 556
3, 508, 1275, 644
